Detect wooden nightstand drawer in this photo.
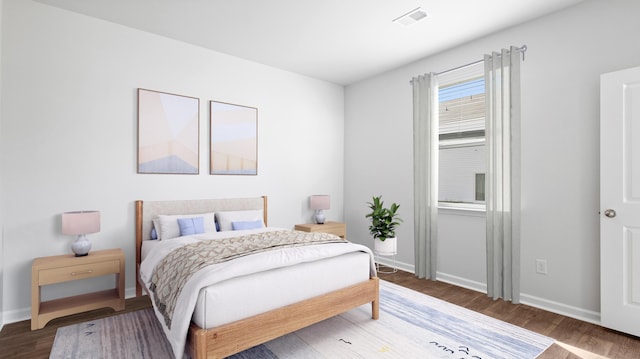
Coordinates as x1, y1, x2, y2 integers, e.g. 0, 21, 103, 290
39, 260, 119, 285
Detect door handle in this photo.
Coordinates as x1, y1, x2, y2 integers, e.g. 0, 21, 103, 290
604, 209, 617, 218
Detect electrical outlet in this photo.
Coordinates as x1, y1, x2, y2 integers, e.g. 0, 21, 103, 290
536, 259, 548, 274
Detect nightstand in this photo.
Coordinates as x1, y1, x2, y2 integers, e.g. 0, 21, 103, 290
31, 248, 125, 330
295, 221, 346, 240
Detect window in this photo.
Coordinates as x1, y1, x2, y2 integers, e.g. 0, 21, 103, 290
438, 63, 486, 209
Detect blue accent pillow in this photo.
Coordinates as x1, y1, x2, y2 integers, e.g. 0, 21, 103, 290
231, 220, 263, 230
178, 217, 205, 236
150, 227, 158, 240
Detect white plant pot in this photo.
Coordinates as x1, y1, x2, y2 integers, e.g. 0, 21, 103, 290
374, 237, 397, 255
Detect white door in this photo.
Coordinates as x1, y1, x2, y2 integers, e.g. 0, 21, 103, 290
601, 66, 640, 336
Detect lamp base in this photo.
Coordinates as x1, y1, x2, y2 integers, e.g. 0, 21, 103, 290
314, 210, 326, 224
71, 234, 92, 257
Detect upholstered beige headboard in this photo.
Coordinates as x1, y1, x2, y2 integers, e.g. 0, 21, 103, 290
134, 196, 267, 296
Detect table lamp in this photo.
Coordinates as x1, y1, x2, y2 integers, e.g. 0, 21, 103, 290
310, 195, 330, 224
62, 210, 100, 256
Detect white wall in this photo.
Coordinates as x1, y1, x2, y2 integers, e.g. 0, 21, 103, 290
0, 0, 345, 323
345, 0, 640, 322
437, 209, 486, 290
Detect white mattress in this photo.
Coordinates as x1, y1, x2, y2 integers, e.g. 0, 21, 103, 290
192, 250, 370, 329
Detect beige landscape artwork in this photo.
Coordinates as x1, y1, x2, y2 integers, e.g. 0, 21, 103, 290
138, 89, 199, 174
210, 101, 257, 175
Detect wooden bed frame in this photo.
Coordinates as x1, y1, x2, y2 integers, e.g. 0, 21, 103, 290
135, 196, 380, 359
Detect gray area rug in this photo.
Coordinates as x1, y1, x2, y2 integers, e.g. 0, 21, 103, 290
50, 306, 172, 358
50, 280, 554, 358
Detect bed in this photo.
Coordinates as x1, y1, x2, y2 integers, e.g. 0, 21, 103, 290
135, 196, 380, 359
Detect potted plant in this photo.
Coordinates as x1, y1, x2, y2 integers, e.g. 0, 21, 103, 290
365, 195, 403, 255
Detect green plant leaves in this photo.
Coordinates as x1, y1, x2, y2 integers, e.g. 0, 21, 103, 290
365, 195, 403, 241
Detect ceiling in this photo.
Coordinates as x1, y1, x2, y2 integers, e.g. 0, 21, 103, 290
33, 0, 584, 85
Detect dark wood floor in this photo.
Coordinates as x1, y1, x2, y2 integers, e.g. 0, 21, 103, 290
1, 270, 639, 358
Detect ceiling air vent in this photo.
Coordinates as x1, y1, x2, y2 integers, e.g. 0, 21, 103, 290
393, 7, 428, 26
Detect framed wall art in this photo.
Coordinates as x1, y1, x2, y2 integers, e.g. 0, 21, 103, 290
137, 88, 199, 174
210, 101, 258, 175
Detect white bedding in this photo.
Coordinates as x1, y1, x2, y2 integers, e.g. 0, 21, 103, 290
139, 227, 376, 359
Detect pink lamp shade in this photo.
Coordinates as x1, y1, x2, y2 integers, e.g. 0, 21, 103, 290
62, 211, 100, 256
310, 195, 330, 224
310, 195, 330, 210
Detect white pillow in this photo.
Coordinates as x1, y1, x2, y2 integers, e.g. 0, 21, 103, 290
216, 210, 264, 231
156, 212, 216, 240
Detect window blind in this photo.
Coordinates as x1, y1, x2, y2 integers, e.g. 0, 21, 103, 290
439, 78, 485, 137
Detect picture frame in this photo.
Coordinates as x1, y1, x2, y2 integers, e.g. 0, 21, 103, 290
210, 101, 258, 175
137, 88, 200, 174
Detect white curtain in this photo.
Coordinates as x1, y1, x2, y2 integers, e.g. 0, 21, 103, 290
412, 73, 439, 280
484, 47, 522, 302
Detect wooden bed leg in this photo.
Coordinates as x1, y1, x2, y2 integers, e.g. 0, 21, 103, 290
372, 299, 380, 320
372, 276, 380, 319
187, 324, 209, 359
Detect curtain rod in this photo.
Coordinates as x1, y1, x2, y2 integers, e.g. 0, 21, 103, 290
435, 45, 527, 76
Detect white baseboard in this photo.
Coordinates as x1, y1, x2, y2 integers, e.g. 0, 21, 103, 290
519, 292, 601, 325
437, 273, 601, 325
2, 307, 30, 326
436, 272, 487, 293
